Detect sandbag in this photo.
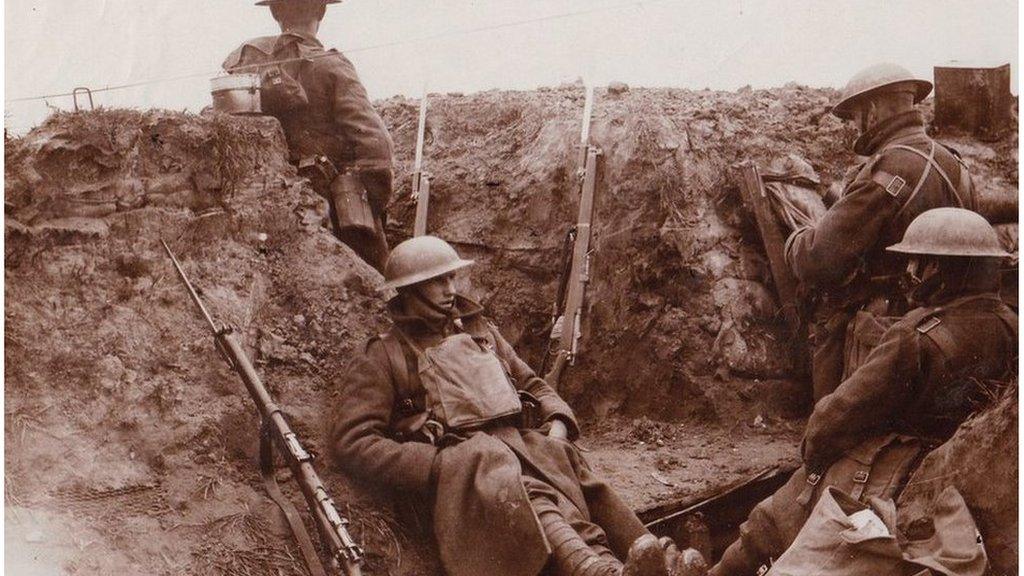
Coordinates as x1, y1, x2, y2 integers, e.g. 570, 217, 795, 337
768, 486, 986, 576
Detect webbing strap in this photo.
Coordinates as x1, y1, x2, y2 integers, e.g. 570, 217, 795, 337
259, 422, 328, 576
920, 322, 959, 362
993, 306, 1019, 340
886, 143, 964, 211
380, 331, 412, 398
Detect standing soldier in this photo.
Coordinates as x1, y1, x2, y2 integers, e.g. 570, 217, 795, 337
785, 63, 976, 401
223, 0, 394, 271
711, 208, 1017, 575
329, 236, 706, 576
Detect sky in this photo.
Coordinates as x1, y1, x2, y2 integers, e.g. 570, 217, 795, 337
4, 0, 1019, 133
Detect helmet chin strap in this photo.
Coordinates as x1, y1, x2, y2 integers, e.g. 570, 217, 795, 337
905, 257, 944, 305
403, 286, 459, 327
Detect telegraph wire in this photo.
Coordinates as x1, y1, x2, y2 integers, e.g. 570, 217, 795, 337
5, 0, 673, 105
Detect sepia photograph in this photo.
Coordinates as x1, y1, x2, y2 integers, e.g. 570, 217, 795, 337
3, 1, 1020, 575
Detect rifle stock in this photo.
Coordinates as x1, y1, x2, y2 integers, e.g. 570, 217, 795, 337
162, 241, 363, 576
544, 86, 602, 389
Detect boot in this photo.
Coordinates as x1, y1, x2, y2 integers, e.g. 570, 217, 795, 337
622, 534, 670, 576
661, 537, 708, 576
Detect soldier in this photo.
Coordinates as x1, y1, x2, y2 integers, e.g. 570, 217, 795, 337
786, 63, 977, 401
329, 236, 706, 576
224, 0, 394, 271
711, 208, 1017, 575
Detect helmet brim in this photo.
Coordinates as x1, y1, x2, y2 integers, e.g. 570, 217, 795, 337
256, 0, 340, 5
885, 243, 1011, 258
377, 258, 475, 292
832, 79, 933, 120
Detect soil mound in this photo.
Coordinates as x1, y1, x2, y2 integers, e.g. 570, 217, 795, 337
4, 110, 433, 575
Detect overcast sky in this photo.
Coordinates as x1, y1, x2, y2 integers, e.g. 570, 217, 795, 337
4, 0, 1019, 133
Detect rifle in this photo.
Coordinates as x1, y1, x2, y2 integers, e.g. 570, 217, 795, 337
161, 240, 363, 576
411, 90, 431, 236
543, 85, 602, 388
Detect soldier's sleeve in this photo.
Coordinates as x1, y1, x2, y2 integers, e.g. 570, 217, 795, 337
325, 52, 394, 167
802, 319, 921, 469
784, 153, 916, 288
486, 321, 581, 439
328, 344, 439, 495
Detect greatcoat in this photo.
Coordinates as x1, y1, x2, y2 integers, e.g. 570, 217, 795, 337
711, 292, 1018, 576
329, 296, 646, 576
784, 110, 977, 400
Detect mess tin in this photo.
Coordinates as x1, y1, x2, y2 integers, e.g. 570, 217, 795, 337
210, 73, 262, 115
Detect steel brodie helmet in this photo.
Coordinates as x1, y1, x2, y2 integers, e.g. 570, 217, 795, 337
886, 207, 1010, 258
832, 63, 933, 120
379, 236, 475, 291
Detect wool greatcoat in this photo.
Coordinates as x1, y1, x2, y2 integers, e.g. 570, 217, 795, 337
329, 295, 647, 576
710, 292, 1017, 576
784, 110, 976, 401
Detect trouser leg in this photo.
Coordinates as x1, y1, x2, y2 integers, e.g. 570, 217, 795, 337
577, 464, 649, 560
525, 477, 621, 576
710, 469, 812, 576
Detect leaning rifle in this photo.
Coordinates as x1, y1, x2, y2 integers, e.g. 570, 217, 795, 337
161, 240, 363, 576
543, 85, 602, 388
411, 90, 431, 236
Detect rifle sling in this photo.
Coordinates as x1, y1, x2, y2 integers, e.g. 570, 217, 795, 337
260, 421, 329, 576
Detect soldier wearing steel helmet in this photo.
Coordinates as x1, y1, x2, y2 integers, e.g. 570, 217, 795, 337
785, 63, 979, 402
711, 208, 1017, 576
223, 0, 394, 271
328, 236, 706, 576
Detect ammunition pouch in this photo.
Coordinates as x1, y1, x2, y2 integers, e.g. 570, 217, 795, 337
297, 155, 338, 198
797, 433, 924, 509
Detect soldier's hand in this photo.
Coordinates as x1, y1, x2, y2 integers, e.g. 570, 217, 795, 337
548, 419, 569, 440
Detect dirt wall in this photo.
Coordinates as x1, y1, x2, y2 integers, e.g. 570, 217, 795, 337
377, 84, 1018, 418
4, 110, 434, 575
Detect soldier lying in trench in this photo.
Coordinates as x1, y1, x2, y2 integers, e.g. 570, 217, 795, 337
710, 208, 1018, 576
329, 235, 705, 576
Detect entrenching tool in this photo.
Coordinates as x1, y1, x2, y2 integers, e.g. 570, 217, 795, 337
161, 240, 364, 576
543, 84, 602, 388
411, 89, 431, 236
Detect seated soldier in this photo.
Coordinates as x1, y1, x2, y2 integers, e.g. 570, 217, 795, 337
330, 236, 704, 576
711, 208, 1017, 576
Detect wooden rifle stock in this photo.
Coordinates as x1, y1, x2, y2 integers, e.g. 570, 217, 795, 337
544, 85, 602, 389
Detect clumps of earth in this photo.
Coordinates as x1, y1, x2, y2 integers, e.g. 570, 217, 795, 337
4, 83, 1018, 575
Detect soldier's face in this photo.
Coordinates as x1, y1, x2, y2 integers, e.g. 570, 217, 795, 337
850, 104, 874, 136
415, 272, 457, 311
